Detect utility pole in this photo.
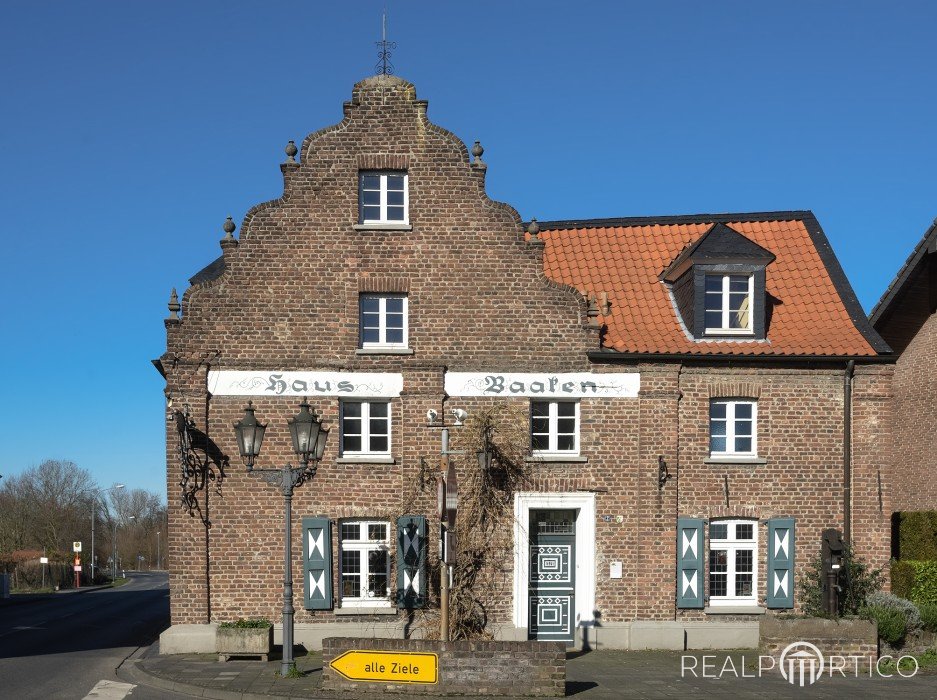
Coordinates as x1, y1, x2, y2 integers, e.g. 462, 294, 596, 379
440, 427, 450, 642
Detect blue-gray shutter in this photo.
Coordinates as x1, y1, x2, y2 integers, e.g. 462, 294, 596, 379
677, 517, 704, 608
396, 515, 426, 608
302, 517, 332, 610
767, 518, 795, 609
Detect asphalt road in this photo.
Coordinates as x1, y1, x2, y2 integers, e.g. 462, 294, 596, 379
0, 571, 183, 700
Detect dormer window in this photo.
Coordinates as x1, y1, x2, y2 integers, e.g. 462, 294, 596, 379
660, 223, 775, 341
359, 171, 408, 225
705, 274, 754, 335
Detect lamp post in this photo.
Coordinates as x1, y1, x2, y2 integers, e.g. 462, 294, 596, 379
233, 398, 329, 676
113, 513, 135, 579
156, 531, 161, 571
81, 484, 124, 583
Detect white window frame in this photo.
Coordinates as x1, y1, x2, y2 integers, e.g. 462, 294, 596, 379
704, 274, 754, 335
359, 171, 409, 225
338, 520, 392, 607
340, 400, 391, 457
709, 399, 757, 458
530, 400, 580, 456
708, 519, 758, 606
359, 294, 409, 350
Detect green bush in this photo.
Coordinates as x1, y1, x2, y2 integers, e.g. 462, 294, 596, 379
860, 604, 907, 646
218, 618, 272, 629
798, 545, 884, 618
897, 512, 937, 560
865, 592, 921, 632
919, 603, 937, 632
889, 560, 937, 606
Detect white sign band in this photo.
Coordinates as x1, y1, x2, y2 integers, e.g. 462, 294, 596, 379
208, 371, 403, 398
444, 372, 640, 398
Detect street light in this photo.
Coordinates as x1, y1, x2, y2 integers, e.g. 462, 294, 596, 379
233, 398, 329, 676
80, 484, 125, 583
114, 514, 135, 579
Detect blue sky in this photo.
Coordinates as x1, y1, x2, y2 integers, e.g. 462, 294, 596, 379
2, 2, 935, 499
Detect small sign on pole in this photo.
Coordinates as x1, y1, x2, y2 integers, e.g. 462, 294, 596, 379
39, 557, 49, 564
72, 541, 82, 553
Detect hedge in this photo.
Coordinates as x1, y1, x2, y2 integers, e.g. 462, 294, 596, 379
897, 512, 937, 560
891, 560, 937, 605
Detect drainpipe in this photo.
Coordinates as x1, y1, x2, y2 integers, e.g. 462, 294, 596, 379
844, 360, 855, 545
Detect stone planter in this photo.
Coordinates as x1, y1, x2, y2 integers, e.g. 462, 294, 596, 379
217, 624, 273, 662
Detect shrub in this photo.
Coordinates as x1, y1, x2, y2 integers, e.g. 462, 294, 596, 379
798, 545, 884, 617
864, 592, 921, 632
889, 560, 937, 606
861, 604, 907, 646
218, 618, 271, 629
897, 512, 937, 560
919, 603, 937, 633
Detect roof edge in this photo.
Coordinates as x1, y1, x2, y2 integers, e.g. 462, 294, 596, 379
869, 219, 937, 326
587, 350, 893, 364
528, 210, 814, 231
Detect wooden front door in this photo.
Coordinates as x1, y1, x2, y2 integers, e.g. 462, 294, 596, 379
528, 509, 576, 643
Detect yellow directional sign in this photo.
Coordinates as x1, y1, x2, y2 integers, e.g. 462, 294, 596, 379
330, 649, 438, 684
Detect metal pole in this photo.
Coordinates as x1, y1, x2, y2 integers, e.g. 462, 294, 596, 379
157, 531, 161, 571
440, 428, 449, 642
90, 506, 96, 583
113, 520, 118, 580
281, 470, 295, 676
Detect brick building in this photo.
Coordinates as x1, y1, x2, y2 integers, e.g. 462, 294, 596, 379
871, 220, 937, 520
156, 75, 893, 651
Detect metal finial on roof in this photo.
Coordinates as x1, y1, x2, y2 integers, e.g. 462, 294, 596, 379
527, 218, 540, 238
375, 8, 396, 75
285, 140, 298, 162
222, 216, 236, 240
471, 140, 485, 165
167, 288, 181, 320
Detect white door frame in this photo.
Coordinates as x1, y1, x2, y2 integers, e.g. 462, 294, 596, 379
513, 492, 596, 630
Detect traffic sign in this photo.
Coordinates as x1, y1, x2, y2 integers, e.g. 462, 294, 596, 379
330, 650, 437, 684
73, 565, 82, 572
73, 541, 82, 552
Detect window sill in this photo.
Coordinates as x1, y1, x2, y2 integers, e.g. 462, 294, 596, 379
355, 347, 414, 355
704, 457, 767, 465
335, 456, 396, 465
526, 455, 588, 464
704, 605, 766, 615
353, 223, 412, 232
335, 605, 397, 616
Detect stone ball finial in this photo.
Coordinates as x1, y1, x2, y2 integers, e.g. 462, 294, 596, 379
285, 140, 298, 162
471, 140, 485, 163
527, 218, 540, 237
222, 216, 236, 240
167, 288, 181, 320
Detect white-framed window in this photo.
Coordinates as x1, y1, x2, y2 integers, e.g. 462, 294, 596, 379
709, 399, 757, 457
708, 519, 758, 606
339, 520, 391, 606
704, 274, 753, 334
531, 401, 579, 456
340, 401, 391, 456
359, 171, 408, 224
359, 294, 408, 349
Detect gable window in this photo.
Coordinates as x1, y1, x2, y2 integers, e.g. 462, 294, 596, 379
359, 294, 408, 349
340, 401, 390, 456
710, 399, 756, 458
708, 519, 758, 606
531, 401, 579, 456
704, 274, 753, 334
359, 171, 408, 225
339, 520, 391, 606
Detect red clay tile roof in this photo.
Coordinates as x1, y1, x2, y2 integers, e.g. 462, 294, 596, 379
534, 212, 885, 357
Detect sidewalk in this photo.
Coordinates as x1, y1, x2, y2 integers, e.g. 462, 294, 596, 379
122, 643, 937, 699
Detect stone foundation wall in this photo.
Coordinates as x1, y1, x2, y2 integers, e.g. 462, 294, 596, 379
760, 617, 878, 668
322, 637, 565, 697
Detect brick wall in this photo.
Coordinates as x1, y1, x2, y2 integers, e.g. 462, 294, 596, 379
760, 617, 878, 666
890, 310, 937, 513
321, 637, 565, 696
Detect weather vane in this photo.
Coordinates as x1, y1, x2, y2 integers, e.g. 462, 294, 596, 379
375, 8, 396, 75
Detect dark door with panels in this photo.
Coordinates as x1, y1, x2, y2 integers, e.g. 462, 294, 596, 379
528, 509, 576, 643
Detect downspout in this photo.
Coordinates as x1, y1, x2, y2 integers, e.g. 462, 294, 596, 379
844, 360, 855, 544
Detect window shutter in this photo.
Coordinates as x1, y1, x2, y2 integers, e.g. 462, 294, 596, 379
302, 517, 332, 610
396, 515, 426, 608
767, 518, 795, 609
677, 517, 704, 608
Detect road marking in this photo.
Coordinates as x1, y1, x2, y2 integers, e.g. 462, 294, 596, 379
82, 680, 136, 699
